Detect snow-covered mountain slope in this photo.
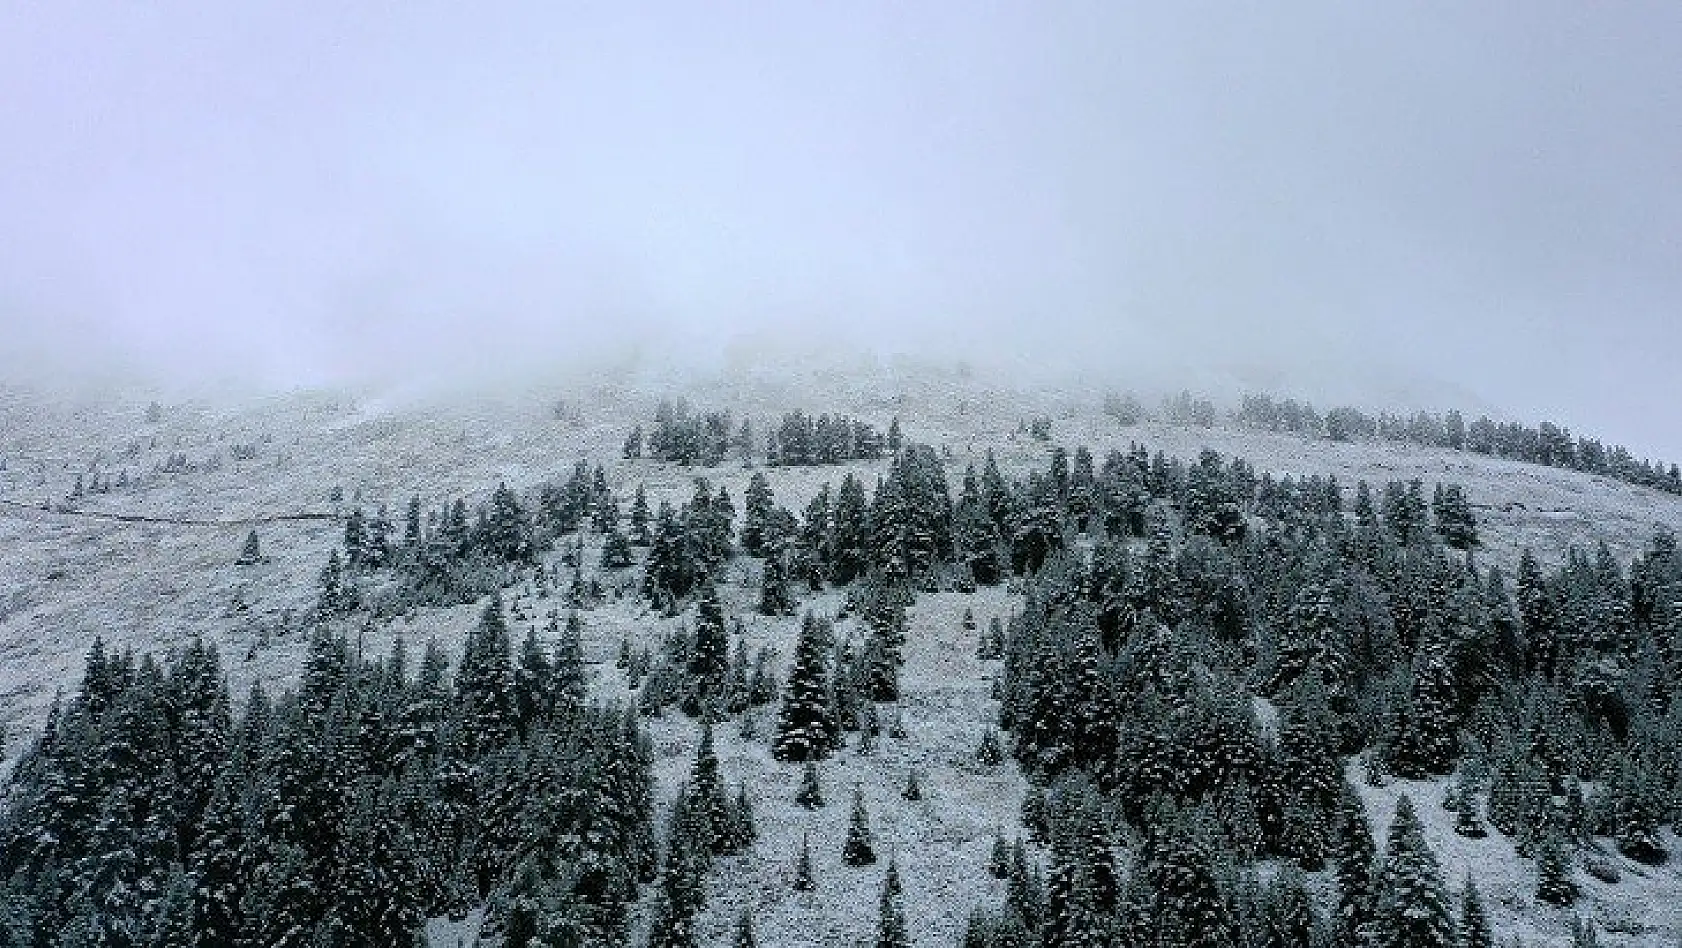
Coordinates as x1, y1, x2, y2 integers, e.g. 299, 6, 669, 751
4, 368, 1681, 946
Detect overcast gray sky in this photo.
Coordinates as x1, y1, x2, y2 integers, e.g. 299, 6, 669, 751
2, 3, 1679, 459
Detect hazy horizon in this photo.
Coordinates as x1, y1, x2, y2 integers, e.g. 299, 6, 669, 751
3, 4, 1679, 460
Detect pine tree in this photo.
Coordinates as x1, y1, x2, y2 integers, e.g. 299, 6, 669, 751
683, 580, 730, 715
629, 485, 653, 546
236, 530, 262, 565
758, 547, 795, 616
774, 614, 838, 762
1262, 865, 1319, 948
875, 857, 911, 948
796, 761, 824, 808
843, 788, 877, 866
553, 612, 588, 709
685, 720, 737, 855
742, 473, 775, 557
1333, 782, 1378, 947
1453, 779, 1487, 839
977, 727, 1005, 766
1369, 795, 1453, 948
514, 623, 555, 736
793, 832, 816, 892
1534, 828, 1577, 906
989, 832, 1012, 878
1456, 878, 1492, 948
601, 528, 634, 569
457, 597, 517, 755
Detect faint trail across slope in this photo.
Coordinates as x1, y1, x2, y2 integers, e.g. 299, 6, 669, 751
0, 498, 342, 527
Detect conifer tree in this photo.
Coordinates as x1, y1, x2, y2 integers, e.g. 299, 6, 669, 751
793, 832, 816, 892
1456, 878, 1492, 948
758, 547, 795, 617
1333, 782, 1378, 947
843, 789, 877, 866
1370, 795, 1453, 948
902, 771, 922, 802
514, 622, 555, 736
683, 581, 730, 715
552, 612, 588, 709
237, 529, 262, 565
796, 761, 824, 809
774, 614, 838, 762
629, 485, 652, 546
1534, 828, 1577, 906
457, 596, 517, 756
875, 857, 911, 948
1453, 779, 1487, 839
601, 528, 634, 569
741, 473, 775, 557
1263, 865, 1319, 948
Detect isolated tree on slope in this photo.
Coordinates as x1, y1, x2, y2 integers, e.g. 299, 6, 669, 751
774, 615, 837, 762
875, 857, 910, 948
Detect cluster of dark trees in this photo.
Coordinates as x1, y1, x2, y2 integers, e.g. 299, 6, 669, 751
1114, 389, 1682, 497
962, 448, 1680, 946
624, 400, 899, 470
318, 461, 638, 614
625, 400, 745, 467
0, 600, 657, 945
764, 411, 893, 467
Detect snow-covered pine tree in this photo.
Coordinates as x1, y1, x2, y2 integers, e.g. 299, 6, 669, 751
1333, 781, 1377, 947
1369, 795, 1453, 948
1456, 877, 1492, 948
1534, 827, 1577, 906
758, 546, 795, 616
875, 857, 911, 948
1262, 865, 1320, 948
236, 529, 262, 565
793, 832, 816, 892
456, 596, 517, 756
774, 614, 838, 762
732, 909, 758, 948
842, 788, 877, 866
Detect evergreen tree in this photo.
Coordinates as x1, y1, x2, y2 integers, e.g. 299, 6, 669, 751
514, 623, 555, 736
741, 473, 775, 557
457, 596, 517, 756
796, 761, 824, 809
902, 771, 922, 802
1333, 782, 1378, 947
1456, 878, 1492, 948
793, 831, 816, 892
774, 615, 838, 762
1262, 865, 1319, 948
732, 909, 758, 948
601, 528, 634, 569
237, 530, 262, 565
1370, 795, 1453, 948
683, 580, 730, 715
758, 547, 796, 617
843, 789, 877, 866
875, 857, 911, 948
629, 485, 653, 546
1534, 828, 1577, 906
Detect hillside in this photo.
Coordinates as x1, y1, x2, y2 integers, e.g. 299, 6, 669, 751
4, 369, 1682, 946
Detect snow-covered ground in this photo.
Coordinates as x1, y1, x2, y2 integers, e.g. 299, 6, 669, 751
4, 365, 1682, 946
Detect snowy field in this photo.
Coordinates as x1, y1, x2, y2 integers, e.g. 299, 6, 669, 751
4, 364, 1682, 946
